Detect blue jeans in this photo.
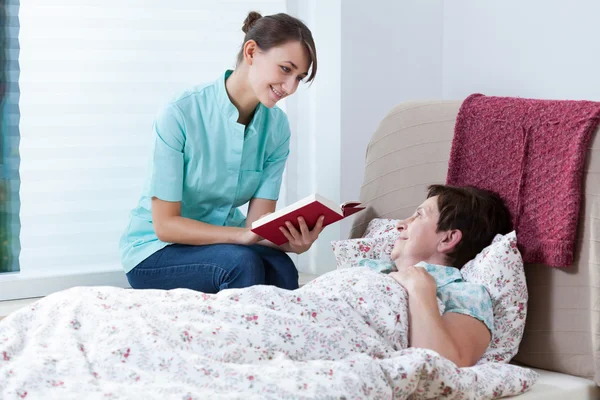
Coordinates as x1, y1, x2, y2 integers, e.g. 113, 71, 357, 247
126, 244, 298, 293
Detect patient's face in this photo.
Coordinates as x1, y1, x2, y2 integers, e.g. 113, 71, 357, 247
391, 196, 445, 267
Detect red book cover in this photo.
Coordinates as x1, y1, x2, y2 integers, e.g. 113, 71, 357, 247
251, 194, 364, 246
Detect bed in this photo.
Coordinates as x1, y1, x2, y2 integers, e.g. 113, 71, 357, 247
349, 100, 600, 399
513, 367, 599, 399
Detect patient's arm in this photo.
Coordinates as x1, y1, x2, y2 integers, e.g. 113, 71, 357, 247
389, 268, 491, 367
404, 291, 491, 367
440, 312, 491, 366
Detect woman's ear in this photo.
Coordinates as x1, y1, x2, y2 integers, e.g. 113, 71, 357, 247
243, 40, 258, 66
438, 229, 462, 255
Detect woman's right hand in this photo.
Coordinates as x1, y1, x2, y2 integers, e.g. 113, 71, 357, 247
238, 228, 263, 246
238, 212, 271, 245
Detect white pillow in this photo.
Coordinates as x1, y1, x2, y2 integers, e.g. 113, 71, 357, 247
332, 218, 527, 364
461, 231, 528, 364
362, 218, 401, 240
330, 237, 394, 269
330, 218, 399, 268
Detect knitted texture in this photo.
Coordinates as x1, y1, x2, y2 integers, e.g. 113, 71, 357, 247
447, 94, 600, 267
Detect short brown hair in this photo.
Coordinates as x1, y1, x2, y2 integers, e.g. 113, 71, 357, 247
427, 184, 512, 268
237, 11, 317, 82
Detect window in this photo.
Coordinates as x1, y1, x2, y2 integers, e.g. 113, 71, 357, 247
0, 0, 288, 301
1, 0, 19, 275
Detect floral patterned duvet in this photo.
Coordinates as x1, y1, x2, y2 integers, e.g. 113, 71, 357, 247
0, 268, 537, 399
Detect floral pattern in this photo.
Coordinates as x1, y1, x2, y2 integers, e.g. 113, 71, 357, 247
0, 268, 536, 399
461, 231, 528, 364
331, 237, 395, 268
331, 219, 400, 268
332, 219, 528, 365
362, 218, 402, 239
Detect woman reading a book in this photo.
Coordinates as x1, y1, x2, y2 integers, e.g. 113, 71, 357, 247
119, 12, 322, 293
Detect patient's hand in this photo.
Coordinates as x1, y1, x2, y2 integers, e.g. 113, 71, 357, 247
389, 266, 436, 299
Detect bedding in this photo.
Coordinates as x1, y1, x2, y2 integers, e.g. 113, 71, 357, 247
330, 218, 400, 268
333, 219, 528, 365
461, 232, 528, 364
0, 268, 537, 399
331, 236, 395, 268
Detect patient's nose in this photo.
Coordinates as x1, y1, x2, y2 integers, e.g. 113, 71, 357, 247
396, 220, 406, 232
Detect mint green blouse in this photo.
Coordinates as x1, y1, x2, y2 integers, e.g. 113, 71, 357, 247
119, 70, 291, 273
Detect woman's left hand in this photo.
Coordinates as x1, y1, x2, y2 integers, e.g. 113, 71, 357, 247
389, 266, 437, 299
279, 216, 325, 254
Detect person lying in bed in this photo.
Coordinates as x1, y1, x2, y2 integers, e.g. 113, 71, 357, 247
363, 184, 511, 367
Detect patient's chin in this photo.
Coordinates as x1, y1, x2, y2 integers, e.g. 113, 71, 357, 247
391, 242, 403, 260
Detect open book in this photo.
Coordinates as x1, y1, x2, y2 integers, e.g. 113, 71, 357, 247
251, 193, 365, 246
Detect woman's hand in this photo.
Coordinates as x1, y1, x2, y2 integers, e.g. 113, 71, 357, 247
279, 216, 325, 254
389, 266, 437, 299
238, 228, 263, 246
238, 212, 272, 246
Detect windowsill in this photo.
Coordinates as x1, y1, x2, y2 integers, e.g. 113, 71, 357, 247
0, 297, 42, 319
299, 272, 319, 286
0, 269, 130, 301
0, 272, 320, 320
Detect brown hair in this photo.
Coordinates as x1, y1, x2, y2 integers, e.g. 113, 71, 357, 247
237, 11, 317, 82
427, 184, 512, 268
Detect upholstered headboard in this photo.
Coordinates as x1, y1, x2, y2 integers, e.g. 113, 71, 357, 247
350, 100, 600, 384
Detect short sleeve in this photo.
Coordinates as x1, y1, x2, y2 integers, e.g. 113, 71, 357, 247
253, 117, 290, 200
149, 104, 186, 202
439, 282, 494, 334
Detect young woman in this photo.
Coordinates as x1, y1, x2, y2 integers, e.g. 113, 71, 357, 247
119, 12, 321, 293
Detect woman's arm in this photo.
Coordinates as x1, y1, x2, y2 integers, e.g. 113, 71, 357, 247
152, 197, 259, 246
245, 198, 277, 228
389, 267, 491, 367
245, 198, 291, 251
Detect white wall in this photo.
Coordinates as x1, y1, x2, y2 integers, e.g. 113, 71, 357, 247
339, 0, 443, 238
290, 1, 600, 274
286, 0, 342, 275
443, 1, 600, 101
338, 0, 600, 242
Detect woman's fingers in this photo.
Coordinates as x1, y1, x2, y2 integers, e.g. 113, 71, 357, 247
312, 215, 325, 235
284, 221, 301, 242
280, 216, 326, 247
297, 217, 310, 239
279, 226, 294, 242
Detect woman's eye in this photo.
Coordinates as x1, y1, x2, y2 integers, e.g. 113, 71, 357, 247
281, 66, 291, 73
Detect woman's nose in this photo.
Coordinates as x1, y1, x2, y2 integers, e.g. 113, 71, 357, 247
283, 77, 298, 95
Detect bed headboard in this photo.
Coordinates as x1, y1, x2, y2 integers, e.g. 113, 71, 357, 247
350, 100, 600, 384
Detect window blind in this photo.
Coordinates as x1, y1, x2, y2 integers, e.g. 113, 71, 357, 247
0, 0, 19, 274
1, 0, 287, 299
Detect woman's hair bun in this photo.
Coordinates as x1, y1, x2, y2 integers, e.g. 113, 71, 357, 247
242, 11, 263, 34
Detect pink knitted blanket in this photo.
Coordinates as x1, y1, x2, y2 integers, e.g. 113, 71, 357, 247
447, 94, 600, 267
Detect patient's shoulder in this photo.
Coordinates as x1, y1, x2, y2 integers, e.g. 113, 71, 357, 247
439, 281, 494, 333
